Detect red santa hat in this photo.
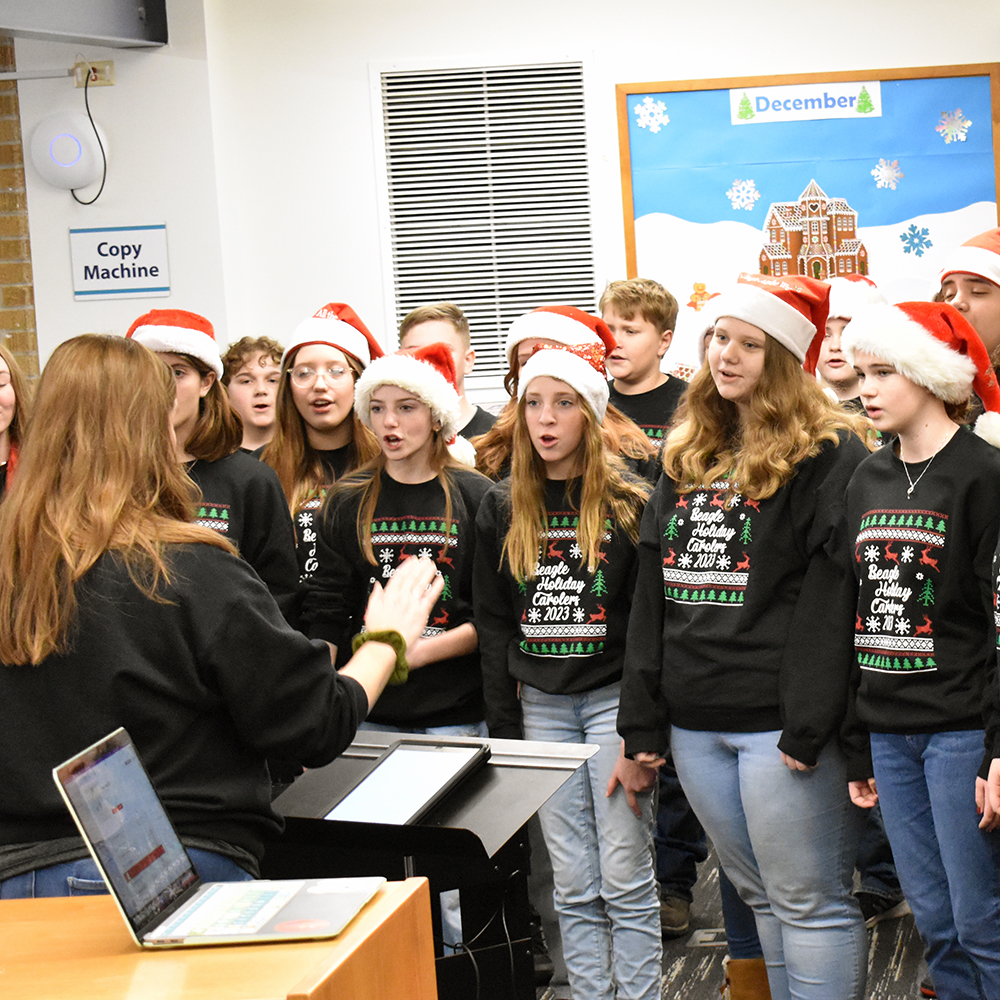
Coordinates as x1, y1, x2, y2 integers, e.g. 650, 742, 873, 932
939, 227, 1000, 288
126, 308, 223, 378
827, 275, 885, 320
842, 301, 1000, 447
504, 305, 616, 368
354, 341, 476, 464
517, 341, 610, 422
713, 273, 830, 373
281, 302, 384, 369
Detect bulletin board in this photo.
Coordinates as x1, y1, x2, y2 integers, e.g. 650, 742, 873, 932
616, 64, 1000, 371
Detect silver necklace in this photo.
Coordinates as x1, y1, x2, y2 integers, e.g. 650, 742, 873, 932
901, 442, 944, 498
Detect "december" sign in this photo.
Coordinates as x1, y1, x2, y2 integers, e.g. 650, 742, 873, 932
730, 81, 882, 125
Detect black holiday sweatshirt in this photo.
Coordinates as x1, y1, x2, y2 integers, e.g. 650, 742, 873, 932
302, 467, 492, 728
474, 477, 644, 739
842, 429, 1000, 779
0, 545, 368, 878
188, 450, 299, 623
618, 430, 869, 767
608, 376, 687, 444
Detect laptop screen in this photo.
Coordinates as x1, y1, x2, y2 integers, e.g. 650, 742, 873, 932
54, 730, 199, 933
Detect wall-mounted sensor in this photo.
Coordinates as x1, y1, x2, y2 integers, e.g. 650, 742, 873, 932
30, 112, 107, 190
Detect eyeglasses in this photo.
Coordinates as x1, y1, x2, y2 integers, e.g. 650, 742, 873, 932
289, 366, 350, 388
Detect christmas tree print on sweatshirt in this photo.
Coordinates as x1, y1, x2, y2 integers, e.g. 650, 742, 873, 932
660, 481, 753, 605
518, 510, 613, 657
371, 516, 458, 637
853, 509, 946, 673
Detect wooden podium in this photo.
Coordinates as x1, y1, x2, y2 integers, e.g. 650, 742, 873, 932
0, 877, 435, 1000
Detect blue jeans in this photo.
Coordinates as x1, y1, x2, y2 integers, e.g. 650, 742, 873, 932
358, 720, 489, 738
719, 865, 763, 959
871, 731, 1000, 1000
671, 727, 866, 1000
856, 800, 903, 901
0, 849, 253, 898
654, 754, 707, 900
521, 682, 661, 1000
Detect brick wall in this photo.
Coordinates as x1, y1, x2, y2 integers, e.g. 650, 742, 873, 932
0, 35, 38, 376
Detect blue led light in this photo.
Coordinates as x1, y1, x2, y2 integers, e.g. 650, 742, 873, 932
50, 133, 83, 168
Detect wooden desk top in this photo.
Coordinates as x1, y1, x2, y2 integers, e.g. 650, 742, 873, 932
0, 877, 436, 1000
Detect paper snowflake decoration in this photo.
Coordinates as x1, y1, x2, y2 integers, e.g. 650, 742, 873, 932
895, 618, 911, 635
678, 553, 693, 568
297, 511, 313, 527
935, 109, 971, 144
866, 615, 882, 632
872, 158, 904, 190
726, 179, 761, 211
634, 96, 669, 133
901, 545, 914, 563
573, 607, 586, 623
900, 224, 933, 257
865, 545, 880, 562
527, 608, 541, 623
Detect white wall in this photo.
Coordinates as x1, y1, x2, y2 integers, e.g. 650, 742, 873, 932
14, 1, 227, 364
17, 0, 1000, 364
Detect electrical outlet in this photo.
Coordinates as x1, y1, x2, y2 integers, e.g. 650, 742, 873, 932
74, 61, 115, 88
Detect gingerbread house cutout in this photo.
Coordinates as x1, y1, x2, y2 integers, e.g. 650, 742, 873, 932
759, 180, 868, 280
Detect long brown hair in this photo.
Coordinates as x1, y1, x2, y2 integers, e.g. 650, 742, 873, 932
0, 341, 32, 455
662, 334, 873, 500
261, 349, 379, 513
0, 335, 233, 665
502, 394, 649, 581
180, 354, 243, 462
473, 354, 657, 480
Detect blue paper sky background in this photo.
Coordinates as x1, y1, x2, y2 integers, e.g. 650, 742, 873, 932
628, 75, 996, 227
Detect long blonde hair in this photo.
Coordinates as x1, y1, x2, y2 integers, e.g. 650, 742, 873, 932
663, 335, 872, 499
261, 349, 379, 513
0, 335, 233, 665
502, 394, 650, 581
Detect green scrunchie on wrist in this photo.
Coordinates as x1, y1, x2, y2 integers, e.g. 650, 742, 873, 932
352, 629, 409, 685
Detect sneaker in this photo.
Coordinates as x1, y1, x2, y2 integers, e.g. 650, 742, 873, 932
855, 891, 910, 928
659, 894, 691, 938
919, 973, 936, 998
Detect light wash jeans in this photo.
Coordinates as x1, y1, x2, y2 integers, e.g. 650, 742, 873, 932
670, 726, 866, 1000
872, 731, 1000, 1000
0, 849, 253, 898
521, 682, 661, 1000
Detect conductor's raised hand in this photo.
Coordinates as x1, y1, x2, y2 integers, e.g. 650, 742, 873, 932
364, 556, 444, 653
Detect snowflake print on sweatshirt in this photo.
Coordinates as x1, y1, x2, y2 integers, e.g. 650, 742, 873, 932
853, 508, 946, 673
518, 510, 613, 657
661, 482, 753, 605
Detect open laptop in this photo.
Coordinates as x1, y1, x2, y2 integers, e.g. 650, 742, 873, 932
52, 727, 385, 948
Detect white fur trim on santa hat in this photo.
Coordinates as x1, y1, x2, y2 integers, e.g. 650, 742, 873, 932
713, 282, 816, 362
282, 317, 374, 368
354, 352, 462, 440
841, 302, 976, 404
974, 410, 1000, 448
504, 309, 602, 365
129, 324, 223, 378
939, 245, 1000, 288
448, 434, 478, 467
827, 277, 885, 320
517, 348, 609, 422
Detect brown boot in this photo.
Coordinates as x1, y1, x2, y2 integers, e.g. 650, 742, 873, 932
720, 956, 772, 1000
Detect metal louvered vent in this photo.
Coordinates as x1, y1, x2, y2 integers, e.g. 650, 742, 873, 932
380, 62, 596, 390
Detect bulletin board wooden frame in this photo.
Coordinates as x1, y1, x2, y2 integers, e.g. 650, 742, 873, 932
615, 63, 1000, 278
